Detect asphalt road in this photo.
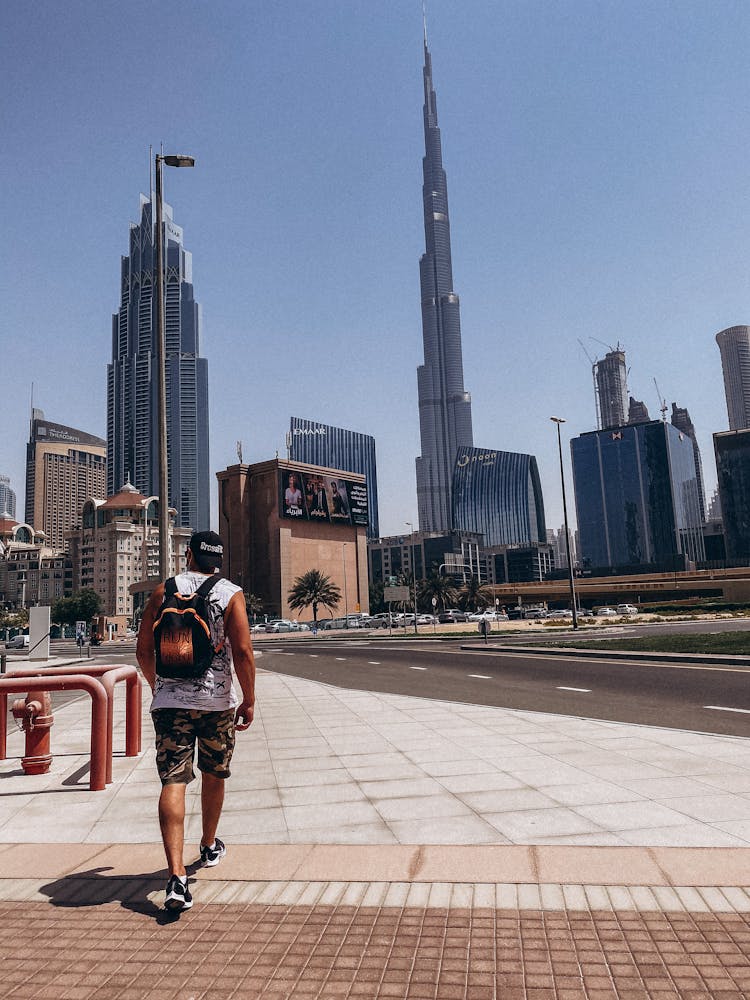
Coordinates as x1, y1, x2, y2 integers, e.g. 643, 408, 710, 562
255, 637, 750, 739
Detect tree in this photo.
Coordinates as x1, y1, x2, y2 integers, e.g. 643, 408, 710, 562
287, 570, 342, 629
459, 575, 492, 612
244, 592, 264, 622
418, 573, 459, 612
51, 588, 103, 626
368, 580, 385, 615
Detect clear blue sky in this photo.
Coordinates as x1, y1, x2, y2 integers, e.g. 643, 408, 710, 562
1, 0, 748, 536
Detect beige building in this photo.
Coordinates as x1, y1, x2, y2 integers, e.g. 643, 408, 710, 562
25, 410, 106, 552
217, 459, 369, 622
66, 482, 191, 620
0, 517, 70, 609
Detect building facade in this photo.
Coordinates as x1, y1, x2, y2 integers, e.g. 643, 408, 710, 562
451, 446, 546, 549
218, 460, 369, 622
671, 402, 706, 523
0, 518, 71, 609
0, 476, 16, 519
107, 195, 210, 533
24, 410, 106, 553
288, 417, 379, 538
415, 35, 473, 534
368, 530, 484, 585
716, 325, 750, 431
66, 481, 191, 620
572, 421, 705, 572
595, 349, 629, 429
714, 429, 750, 563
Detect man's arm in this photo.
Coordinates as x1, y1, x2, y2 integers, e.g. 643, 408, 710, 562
224, 591, 256, 731
135, 583, 165, 691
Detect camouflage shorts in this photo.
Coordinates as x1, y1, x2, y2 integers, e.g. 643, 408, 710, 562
152, 708, 236, 785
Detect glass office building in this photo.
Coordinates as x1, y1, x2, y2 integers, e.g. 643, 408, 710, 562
288, 417, 379, 538
572, 421, 704, 571
714, 428, 750, 562
451, 447, 546, 548
107, 196, 210, 532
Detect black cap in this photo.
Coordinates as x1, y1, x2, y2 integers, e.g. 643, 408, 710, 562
189, 531, 224, 572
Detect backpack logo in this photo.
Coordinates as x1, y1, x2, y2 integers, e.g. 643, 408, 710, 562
154, 576, 223, 679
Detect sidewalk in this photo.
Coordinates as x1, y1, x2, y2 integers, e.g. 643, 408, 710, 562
2, 656, 750, 997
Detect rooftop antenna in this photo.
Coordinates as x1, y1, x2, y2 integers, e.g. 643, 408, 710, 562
29, 381, 34, 435
422, 0, 428, 45
236, 441, 243, 464
653, 378, 668, 422
149, 144, 154, 208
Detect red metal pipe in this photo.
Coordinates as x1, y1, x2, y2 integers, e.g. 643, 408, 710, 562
3, 664, 142, 771
0, 675, 108, 791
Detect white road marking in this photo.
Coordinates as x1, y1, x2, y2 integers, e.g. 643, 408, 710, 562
368, 661, 381, 665
409, 666, 427, 671
704, 705, 750, 715
468, 674, 491, 680
557, 686, 592, 693
309, 654, 318, 658
335, 657, 347, 661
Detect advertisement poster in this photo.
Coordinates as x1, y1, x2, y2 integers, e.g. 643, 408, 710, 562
279, 467, 368, 528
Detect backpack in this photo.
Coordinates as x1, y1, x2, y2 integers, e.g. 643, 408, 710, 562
153, 575, 224, 679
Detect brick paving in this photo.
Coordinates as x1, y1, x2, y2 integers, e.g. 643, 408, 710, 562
3, 900, 750, 999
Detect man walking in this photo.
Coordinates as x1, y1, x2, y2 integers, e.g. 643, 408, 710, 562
137, 530, 256, 912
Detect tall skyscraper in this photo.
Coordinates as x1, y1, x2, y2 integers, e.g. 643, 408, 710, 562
288, 417, 379, 538
716, 325, 750, 430
25, 409, 106, 552
595, 349, 628, 429
671, 401, 706, 523
714, 429, 750, 562
0, 476, 16, 519
415, 32, 473, 533
107, 195, 210, 533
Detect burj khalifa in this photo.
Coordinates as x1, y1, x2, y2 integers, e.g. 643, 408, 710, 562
415, 31, 473, 533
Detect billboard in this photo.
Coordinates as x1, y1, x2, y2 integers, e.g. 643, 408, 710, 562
279, 467, 368, 528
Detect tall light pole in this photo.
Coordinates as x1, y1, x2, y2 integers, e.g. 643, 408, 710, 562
155, 152, 195, 579
405, 522, 418, 634
550, 417, 578, 629
342, 543, 349, 624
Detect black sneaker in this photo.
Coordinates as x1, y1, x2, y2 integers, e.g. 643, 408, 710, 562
164, 874, 193, 911
200, 837, 226, 868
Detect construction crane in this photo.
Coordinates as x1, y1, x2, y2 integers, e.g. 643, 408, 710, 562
578, 339, 601, 430
653, 379, 668, 422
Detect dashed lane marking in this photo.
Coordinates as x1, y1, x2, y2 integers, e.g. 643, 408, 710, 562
704, 705, 750, 714
368, 661, 381, 665
335, 657, 347, 661
557, 686, 592, 693
467, 674, 491, 679
409, 666, 427, 671
309, 654, 319, 658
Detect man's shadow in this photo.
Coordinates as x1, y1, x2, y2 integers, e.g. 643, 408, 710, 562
39, 860, 204, 925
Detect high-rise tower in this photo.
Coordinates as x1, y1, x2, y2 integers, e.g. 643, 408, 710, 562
415, 30, 473, 533
107, 195, 210, 532
671, 402, 706, 523
595, 349, 628, 429
716, 325, 750, 430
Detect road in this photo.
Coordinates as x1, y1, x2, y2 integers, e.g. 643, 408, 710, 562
254, 637, 750, 739
6, 630, 750, 740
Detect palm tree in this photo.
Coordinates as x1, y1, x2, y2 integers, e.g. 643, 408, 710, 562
418, 573, 459, 612
459, 575, 492, 612
244, 592, 265, 623
288, 569, 342, 629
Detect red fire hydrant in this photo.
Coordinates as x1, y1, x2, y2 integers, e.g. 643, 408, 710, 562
11, 691, 53, 775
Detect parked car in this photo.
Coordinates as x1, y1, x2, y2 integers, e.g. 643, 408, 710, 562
4, 634, 29, 650
364, 613, 392, 628
577, 609, 594, 619
438, 609, 469, 624
468, 610, 509, 622
263, 619, 294, 633
523, 609, 547, 620
416, 614, 437, 625
545, 609, 573, 619
595, 607, 618, 617
616, 604, 639, 616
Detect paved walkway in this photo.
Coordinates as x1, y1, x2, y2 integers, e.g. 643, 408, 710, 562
2, 654, 750, 997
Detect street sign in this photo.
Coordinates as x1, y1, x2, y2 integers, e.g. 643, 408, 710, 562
384, 586, 410, 603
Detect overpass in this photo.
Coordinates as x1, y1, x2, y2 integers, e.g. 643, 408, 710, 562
487, 566, 750, 610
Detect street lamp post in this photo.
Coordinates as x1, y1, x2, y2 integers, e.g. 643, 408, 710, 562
342, 543, 349, 624
155, 152, 195, 580
550, 417, 578, 629
405, 522, 418, 634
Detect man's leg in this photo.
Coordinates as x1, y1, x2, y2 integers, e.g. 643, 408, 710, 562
159, 783, 187, 877
200, 772, 225, 849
